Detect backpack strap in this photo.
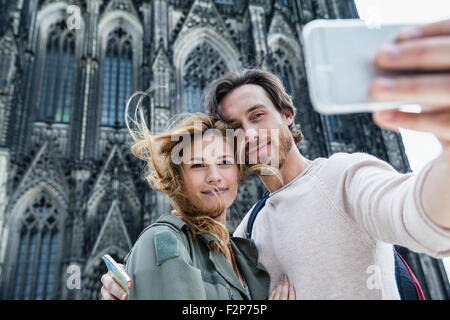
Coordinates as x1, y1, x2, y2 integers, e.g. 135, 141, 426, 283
394, 250, 425, 300
246, 191, 270, 239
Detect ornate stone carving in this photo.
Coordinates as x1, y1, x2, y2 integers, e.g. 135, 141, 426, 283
175, 0, 236, 48
104, 0, 138, 18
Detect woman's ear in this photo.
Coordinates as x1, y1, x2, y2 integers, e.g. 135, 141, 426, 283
282, 109, 294, 127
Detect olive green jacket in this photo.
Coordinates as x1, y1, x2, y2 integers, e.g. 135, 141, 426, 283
124, 214, 270, 300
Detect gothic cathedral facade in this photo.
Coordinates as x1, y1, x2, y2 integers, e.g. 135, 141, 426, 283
0, 0, 448, 299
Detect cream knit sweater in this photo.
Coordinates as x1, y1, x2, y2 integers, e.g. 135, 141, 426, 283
234, 152, 450, 299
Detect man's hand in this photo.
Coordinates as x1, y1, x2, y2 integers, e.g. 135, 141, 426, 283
101, 268, 128, 300
370, 19, 450, 229
370, 19, 450, 153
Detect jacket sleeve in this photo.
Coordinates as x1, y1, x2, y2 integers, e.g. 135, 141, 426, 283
317, 152, 450, 258
125, 225, 206, 299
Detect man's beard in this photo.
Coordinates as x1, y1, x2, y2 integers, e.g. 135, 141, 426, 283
239, 126, 293, 173
276, 126, 293, 170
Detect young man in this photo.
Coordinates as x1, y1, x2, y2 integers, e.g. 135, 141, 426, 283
101, 19, 450, 299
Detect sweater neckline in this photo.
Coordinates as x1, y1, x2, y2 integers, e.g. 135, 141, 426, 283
269, 157, 325, 197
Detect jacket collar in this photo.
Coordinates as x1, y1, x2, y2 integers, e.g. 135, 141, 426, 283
157, 213, 270, 299
195, 231, 259, 299
155, 213, 189, 231
230, 237, 270, 300
201, 235, 270, 300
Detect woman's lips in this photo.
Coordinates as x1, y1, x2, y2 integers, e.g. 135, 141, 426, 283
201, 188, 228, 196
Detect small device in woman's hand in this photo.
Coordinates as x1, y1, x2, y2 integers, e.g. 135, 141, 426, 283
302, 19, 416, 114
102, 254, 132, 294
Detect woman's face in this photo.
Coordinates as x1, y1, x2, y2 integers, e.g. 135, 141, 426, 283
181, 133, 239, 215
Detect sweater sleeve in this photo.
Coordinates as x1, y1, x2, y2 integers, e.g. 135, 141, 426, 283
232, 205, 256, 238
125, 226, 206, 299
316, 152, 450, 258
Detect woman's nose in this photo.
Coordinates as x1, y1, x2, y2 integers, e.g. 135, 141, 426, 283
206, 166, 222, 184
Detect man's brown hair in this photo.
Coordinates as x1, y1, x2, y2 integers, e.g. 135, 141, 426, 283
203, 68, 304, 145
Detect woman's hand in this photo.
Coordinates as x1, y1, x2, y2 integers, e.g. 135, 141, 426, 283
268, 275, 296, 300
100, 266, 128, 300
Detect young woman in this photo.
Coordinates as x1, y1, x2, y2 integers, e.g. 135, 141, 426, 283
114, 96, 294, 300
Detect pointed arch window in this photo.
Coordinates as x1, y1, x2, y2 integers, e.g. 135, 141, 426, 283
272, 48, 294, 95
0, 51, 12, 89
11, 193, 61, 300
272, 48, 348, 142
101, 28, 133, 127
323, 114, 350, 142
85, 160, 138, 255
38, 20, 76, 124
183, 42, 227, 113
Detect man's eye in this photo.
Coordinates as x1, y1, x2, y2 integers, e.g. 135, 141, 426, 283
251, 113, 264, 120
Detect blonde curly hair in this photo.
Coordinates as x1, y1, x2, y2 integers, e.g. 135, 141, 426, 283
125, 91, 282, 256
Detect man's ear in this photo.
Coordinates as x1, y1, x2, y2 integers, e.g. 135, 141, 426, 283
282, 109, 294, 127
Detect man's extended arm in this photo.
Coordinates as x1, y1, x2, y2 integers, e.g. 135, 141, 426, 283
421, 152, 450, 229
370, 19, 450, 229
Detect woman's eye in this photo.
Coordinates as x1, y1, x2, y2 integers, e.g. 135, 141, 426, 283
219, 160, 233, 165
191, 163, 204, 168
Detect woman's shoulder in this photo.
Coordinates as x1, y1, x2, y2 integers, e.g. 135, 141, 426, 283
126, 214, 190, 267
135, 214, 187, 245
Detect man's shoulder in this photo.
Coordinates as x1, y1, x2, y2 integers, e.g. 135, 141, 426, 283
321, 152, 391, 171
326, 151, 381, 163
233, 208, 254, 238
314, 152, 396, 182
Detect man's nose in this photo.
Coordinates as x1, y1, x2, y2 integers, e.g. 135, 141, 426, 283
244, 127, 259, 143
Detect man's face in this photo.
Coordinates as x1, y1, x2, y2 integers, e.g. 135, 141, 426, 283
220, 84, 294, 169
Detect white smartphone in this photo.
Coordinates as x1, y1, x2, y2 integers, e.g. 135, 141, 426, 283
302, 19, 416, 114
102, 254, 132, 294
